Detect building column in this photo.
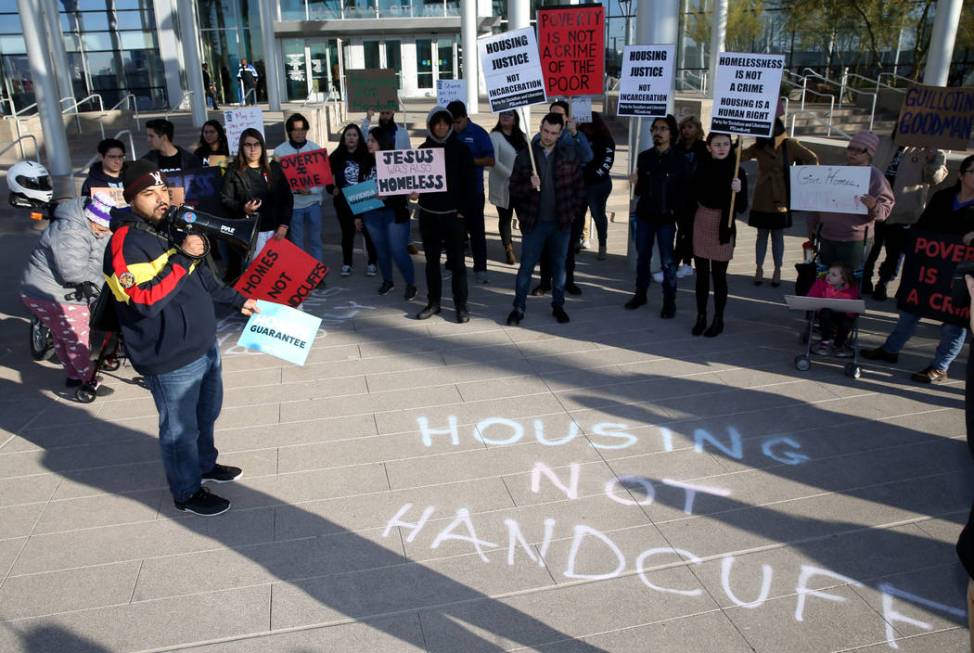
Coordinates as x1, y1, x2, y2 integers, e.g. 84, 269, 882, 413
42, 0, 75, 105
461, 0, 479, 112
923, 0, 963, 86
508, 0, 531, 131
708, 0, 728, 94
176, 0, 207, 126
258, 0, 282, 110
153, 0, 185, 109
17, 0, 72, 194
635, 0, 678, 150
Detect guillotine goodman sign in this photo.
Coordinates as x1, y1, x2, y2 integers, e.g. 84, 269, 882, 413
478, 27, 547, 112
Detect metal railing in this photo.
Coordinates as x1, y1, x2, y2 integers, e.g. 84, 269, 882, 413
877, 71, 916, 88
244, 87, 256, 106
0, 135, 40, 163
789, 110, 852, 140
60, 93, 106, 139
6, 102, 39, 159
800, 68, 877, 130
677, 70, 707, 92
164, 91, 195, 119
73, 129, 137, 178
841, 70, 905, 103
103, 93, 140, 132
782, 79, 836, 134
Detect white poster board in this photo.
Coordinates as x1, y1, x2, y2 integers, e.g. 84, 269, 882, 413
617, 45, 675, 117
436, 79, 467, 107
375, 148, 447, 196
789, 165, 871, 215
224, 107, 265, 155
478, 27, 547, 112
570, 97, 593, 124
710, 52, 785, 137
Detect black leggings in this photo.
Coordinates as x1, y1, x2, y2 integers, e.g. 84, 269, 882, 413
337, 209, 377, 267
694, 257, 728, 317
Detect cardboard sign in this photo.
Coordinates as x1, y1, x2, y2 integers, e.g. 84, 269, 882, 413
894, 84, 974, 149
278, 148, 333, 191
165, 167, 225, 217
346, 69, 398, 112
536, 4, 604, 97
89, 187, 126, 207
436, 79, 467, 107
710, 52, 785, 137
478, 27, 547, 112
342, 179, 385, 215
789, 165, 871, 215
375, 148, 447, 196
617, 45, 676, 117
896, 229, 974, 326
224, 107, 265, 155
570, 97, 593, 124
233, 238, 329, 308
237, 300, 322, 367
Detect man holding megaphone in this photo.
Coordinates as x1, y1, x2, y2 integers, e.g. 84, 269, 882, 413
104, 160, 259, 517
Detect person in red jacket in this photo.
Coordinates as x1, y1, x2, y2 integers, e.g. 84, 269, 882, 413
807, 263, 861, 357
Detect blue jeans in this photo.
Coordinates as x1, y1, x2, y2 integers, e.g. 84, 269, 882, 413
289, 204, 323, 262
882, 311, 968, 372
364, 207, 415, 285
466, 192, 487, 272
144, 345, 223, 502
585, 178, 612, 247
514, 220, 571, 312
635, 220, 676, 297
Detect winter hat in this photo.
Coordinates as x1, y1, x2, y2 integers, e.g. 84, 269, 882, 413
84, 193, 114, 228
122, 159, 167, 203
850, 131, 880, 158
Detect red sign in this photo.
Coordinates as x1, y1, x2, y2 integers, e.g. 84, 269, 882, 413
278, 148, 333, 192
233, 238, 329, 308
537, 4, 604, 97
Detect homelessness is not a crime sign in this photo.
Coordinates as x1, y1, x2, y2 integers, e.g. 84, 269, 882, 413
895, 85, 974, 150
278, 148, 333, 192
478, 27, 547, 112
234, 238, 329, 308
617, 45, 675, 117
710, 52, 785, 137
536, 4, 604, 97
375, 149, 446, 196
896, 229, 974, 327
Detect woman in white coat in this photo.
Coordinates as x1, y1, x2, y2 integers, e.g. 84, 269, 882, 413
488, 110, 528, 265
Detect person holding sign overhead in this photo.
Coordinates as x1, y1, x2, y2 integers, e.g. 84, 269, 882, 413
274, 113, 325, 263
806, 131, 895, 269
506, 112, 586, 326
413, 106, 475, 323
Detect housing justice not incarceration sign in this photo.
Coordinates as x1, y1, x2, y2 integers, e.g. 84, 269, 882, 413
478, 27, 547, 112
617, 44, 675, 117
710, 52, 785, 137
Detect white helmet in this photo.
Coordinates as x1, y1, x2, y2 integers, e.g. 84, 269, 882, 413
7, 160, 53, 208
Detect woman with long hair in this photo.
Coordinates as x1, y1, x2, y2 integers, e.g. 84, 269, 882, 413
488, 109, 528, 265
578, 112, 615, 261
328, 123, 378, 277
220, 128, 292, 254
360, 127, 417, 299
193, 119, 229, 164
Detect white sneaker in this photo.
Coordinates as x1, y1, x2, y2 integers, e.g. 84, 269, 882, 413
366, 264, 377, 277
340, 265, 352, 277
580, 239, 591, 250
676, 264, 694, 278
652, 271, 664, 283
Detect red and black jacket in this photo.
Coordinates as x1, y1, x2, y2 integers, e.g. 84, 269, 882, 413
103, 208, 245, 375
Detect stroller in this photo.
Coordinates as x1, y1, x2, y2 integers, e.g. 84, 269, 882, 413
788, 230, 869, 379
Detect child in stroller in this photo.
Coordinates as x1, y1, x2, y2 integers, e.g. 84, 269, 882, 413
807, 263, 860, 357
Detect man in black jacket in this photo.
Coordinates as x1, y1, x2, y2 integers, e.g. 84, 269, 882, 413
142, 119, 203, 174
414, 106, 475, 323
104, 160, 258, 517
626, 114, 691, 318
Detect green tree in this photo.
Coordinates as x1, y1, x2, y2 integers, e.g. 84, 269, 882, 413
686, 0, 766, 64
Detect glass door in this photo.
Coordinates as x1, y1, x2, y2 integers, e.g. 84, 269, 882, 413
436, 38, 455, 81
282, 39, 309, 102
416, 39, 433, 89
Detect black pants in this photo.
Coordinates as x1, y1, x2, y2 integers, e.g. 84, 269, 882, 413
864, 222, 909, 285
966, 347, 974, 459
818, 308, 854, 346
694, 257, 728, 317
675, 214, 694, 266
419, 209, 468, 308
337, 209, 377, 267
497, 206, 514, 249
539, 211, 584, 288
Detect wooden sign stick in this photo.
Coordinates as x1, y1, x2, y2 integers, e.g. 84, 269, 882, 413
727, 136, 743, 229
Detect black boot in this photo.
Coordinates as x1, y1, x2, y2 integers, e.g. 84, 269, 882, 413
624, 290, 647, 310
506, 309, 524, 326
704, 316, 724, 337
416, 303, 441, 320
660, 296, 676, 319
692, 313, 707, 336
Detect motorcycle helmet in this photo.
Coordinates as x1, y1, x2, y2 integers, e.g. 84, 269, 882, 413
7, 160, 53, 208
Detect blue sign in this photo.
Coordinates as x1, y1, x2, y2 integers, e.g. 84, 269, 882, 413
342, 179, 385, 215
236, 300, 322, 366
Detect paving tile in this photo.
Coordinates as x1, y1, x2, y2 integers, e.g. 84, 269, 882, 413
0, 474, 60, 507
0, 503, 43, 539
217, 413, 378, 451
31, 489, 166, 534
850, 565, 969, 638
847, 628, 968, 652
281, 384, 462, 423
0, 536, 26, 577
0, 560, 141, 620
375, 393, 568, 437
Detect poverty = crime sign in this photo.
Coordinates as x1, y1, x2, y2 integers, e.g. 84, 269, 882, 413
224, 107, 265, 155
536, 4, 604, 97
788, 165, 871, 215
236, 300, 322, 367
617, 44, 675, 117
710, 52, 785, 137
346, 69, 399, 112
233, 238, 329, 308
278, 148, 333, 192
894, 85, 974, 150
342, 179, 384, 215
375, 148, 446, 196
896, 229, 974, 327
478, 27, 547, 112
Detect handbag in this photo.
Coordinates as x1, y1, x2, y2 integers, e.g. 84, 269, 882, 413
88, 283, 120, 333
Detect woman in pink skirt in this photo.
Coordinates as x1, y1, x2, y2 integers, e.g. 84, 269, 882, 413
691, 133, 749, 337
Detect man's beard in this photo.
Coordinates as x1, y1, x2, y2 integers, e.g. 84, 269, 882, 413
379, 117, 394, 129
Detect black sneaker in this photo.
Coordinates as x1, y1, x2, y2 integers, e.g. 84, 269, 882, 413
506, 309, 524, 326
660, 298, 676, 319
872, 284, 888, 301
861, 346, 898, 363
378, 281, 394, 296
416, 303, 441, 320
565, 283, 582, 296
404, 284, 418, 301
201, 463, 243, 484
624, 292, 647, 310
552, 306, 570, 323
456, 307, 470, 323
174, 487, 230, 517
